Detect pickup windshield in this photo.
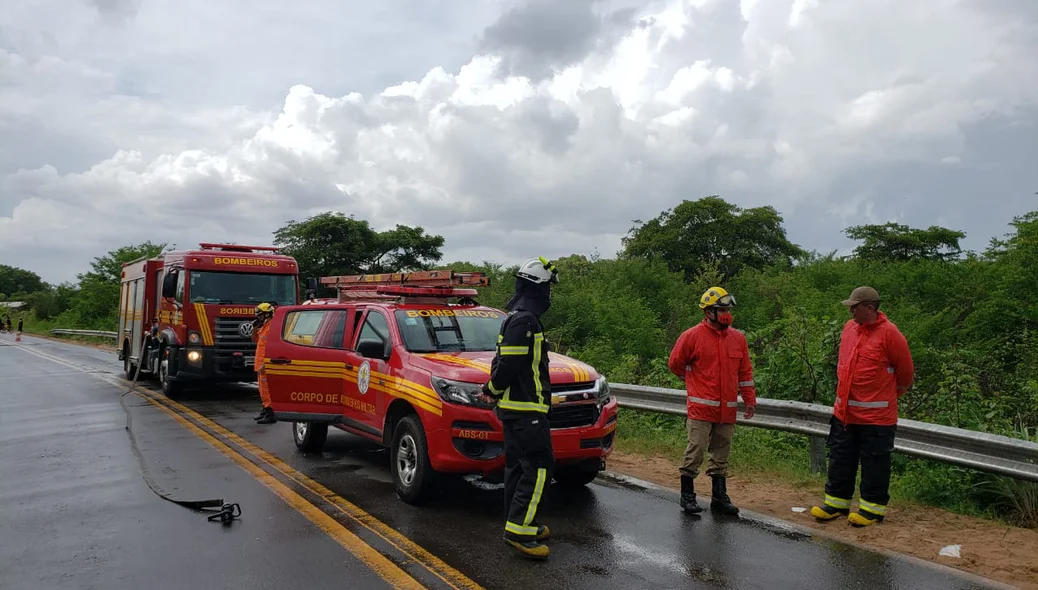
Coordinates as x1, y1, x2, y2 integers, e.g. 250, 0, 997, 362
188, 271, 296, 305
394, 309, 504, 353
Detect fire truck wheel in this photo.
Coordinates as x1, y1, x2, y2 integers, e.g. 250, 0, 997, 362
123, 344, 138, 381
391, 415, 436, 505
159, 354, 182, 398
552, 464, 601, 487
293, 421, 328, 452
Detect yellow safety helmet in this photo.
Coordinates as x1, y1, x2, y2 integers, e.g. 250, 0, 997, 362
255, 302, 275, 315
699, 286, 736, 309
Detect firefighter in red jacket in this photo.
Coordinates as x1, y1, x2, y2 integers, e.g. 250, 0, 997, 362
668, 287, 757, 515
251, 302, 277, 424
811, 286, 914, 526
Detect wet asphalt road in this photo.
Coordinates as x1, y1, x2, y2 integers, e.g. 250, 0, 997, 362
0, 334, 1012, 590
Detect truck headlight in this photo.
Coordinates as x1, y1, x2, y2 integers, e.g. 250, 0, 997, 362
431, 377, 494, 409
187, 350, 202, 363
188, 331, 202, 345
595, 376, 611, 405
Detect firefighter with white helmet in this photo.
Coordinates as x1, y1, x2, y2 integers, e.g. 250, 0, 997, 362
481, 256, 558, 559
668, 286, 757, 515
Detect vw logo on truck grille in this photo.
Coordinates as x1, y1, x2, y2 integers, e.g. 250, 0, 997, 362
238, 321, 254, 337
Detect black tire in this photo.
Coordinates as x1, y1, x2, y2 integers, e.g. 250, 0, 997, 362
553, 464, 600, 487
159, 347, 182, 398
123, 343, 138, 381
391, 414, 436, 504
293, 421, 328, 452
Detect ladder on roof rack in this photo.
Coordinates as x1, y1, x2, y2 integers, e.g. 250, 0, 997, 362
320, 269, 489, 302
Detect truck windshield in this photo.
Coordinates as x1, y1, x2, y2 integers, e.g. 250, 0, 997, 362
188, 271, 296, 305
394, 309, 504, 353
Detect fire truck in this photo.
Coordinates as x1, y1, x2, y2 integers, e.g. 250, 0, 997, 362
264, 270, 619, 504
118, 243, 300, 396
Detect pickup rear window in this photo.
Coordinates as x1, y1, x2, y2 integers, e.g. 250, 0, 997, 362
394, 309, 503, 353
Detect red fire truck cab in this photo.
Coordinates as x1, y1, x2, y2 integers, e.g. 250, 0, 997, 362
265, 270, 618, 504
118, 243, 300, 396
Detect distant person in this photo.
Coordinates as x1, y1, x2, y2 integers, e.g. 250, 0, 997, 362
810, 286, 914, 527
668, 287, 757, 516
17, 316, 23, 334
251, 303, 277, 424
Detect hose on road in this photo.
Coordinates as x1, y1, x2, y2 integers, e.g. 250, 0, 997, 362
120, 336, 239, 521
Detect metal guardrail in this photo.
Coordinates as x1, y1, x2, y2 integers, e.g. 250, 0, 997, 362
611, 383, 1038, 483
50, 329, 117, 338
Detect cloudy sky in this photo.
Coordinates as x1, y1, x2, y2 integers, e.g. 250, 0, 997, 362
2, 0, 1037, 285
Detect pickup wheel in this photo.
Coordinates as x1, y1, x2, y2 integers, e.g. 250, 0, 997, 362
552, 464, 600, 487
391, 415, 436, 504
293, 421, 328, 452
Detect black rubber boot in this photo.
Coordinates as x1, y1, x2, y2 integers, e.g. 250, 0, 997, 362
256, 407, 276, 424
710, 476, 739, 515
680, 475, 702, 513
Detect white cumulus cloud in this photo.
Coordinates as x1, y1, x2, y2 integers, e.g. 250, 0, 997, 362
2, 0, 1037, 284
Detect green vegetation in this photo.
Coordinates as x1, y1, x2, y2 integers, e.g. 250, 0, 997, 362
4, 199, 1036, 527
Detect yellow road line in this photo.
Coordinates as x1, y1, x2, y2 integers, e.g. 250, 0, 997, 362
140, 389, 482, 590
9, 341, 483, 590
138, 393, 425, 590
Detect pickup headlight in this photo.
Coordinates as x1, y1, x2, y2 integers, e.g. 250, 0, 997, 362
595, 376, 611, 405
431, 377, 495, 409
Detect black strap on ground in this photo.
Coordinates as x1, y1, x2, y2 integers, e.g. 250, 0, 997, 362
120, 337, 236, 520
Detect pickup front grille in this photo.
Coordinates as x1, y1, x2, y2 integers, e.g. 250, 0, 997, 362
549, 403, 598, 429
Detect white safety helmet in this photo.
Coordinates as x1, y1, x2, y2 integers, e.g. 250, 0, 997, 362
516, 256, 559, 284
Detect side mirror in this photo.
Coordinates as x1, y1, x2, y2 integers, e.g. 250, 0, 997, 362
306, 278, 318, 292
357, 339, 389, 360
162, 272, 177, 299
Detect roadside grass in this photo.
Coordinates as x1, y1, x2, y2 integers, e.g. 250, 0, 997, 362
15, 312, 116, 348
613, 408, 1033, 526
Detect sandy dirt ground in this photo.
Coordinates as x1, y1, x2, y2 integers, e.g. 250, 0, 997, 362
606, 450, 1038, 590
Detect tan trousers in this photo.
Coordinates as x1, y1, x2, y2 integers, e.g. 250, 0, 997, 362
680, 419, 735, 478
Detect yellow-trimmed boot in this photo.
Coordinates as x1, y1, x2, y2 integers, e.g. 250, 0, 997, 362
810, 504, 849, 521
848, 509, 883, 527
503, 532, 550, 560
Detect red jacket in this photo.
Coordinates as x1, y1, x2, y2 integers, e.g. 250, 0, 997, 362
834, 312, 914, 426
668, 320, 757, 423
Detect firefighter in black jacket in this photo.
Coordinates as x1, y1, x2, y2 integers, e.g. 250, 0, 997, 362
481, 257, 559, 560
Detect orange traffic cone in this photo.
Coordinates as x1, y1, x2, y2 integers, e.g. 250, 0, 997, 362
15, 332, 21, 343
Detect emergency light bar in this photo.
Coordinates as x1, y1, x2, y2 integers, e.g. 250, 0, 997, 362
198, 242, 281, 253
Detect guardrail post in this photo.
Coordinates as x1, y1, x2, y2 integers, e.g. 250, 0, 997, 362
809, 435, 827, 474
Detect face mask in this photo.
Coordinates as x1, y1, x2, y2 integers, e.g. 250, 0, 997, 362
715, 311, 733, 328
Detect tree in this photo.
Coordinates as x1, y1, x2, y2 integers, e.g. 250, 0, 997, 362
70, 242, 169, 329
272, 212, 445, 283
844, 222, 966, 262
0, 265, 46, 298
620, 196, 805, 281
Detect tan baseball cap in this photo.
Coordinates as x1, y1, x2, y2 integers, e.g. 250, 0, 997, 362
842, 286, 880, 306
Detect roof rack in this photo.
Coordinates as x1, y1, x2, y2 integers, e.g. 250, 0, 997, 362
320, 270, 489, 302
198, 242, 281, 253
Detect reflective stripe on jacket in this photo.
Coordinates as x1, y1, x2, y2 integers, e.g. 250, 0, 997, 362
834, 312, 914, 426
486, 310, 552, 418
667, 320, 757, 424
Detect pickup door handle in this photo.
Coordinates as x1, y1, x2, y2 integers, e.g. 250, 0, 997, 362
269, 358, 291, 365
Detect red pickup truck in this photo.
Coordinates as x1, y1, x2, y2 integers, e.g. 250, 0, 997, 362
264, 270, 618, 504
